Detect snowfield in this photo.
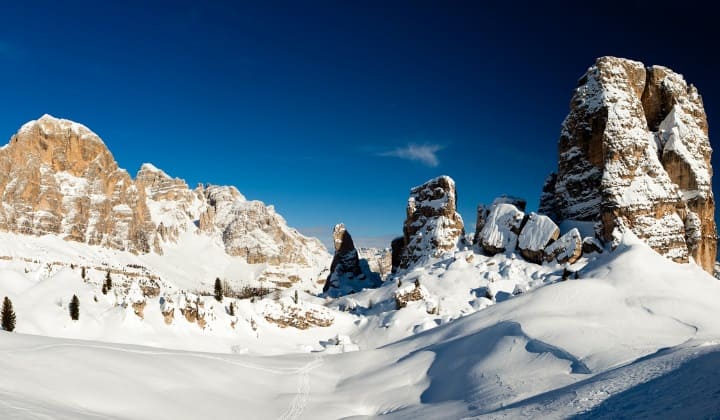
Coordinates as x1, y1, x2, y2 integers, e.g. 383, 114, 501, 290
2, 231, 720, 418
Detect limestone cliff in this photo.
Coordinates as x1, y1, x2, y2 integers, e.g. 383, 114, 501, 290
0, 114, 330, 286
540, 57, 716, 273
0, 115, 156, 253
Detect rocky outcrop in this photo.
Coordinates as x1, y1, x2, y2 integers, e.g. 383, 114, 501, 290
540, 57, 716, 273
390, 236, 404, 273
323, 224, 382, 295
262, 298, 334, 329
473, 204, 490, 245
198, 185, 327, 267
582, 237, 604, 254
323, 224, 362, 292
399, 176, 465, 269
0, 115, 157, 254
135, 163, 198, 243
394, 281, 438, 314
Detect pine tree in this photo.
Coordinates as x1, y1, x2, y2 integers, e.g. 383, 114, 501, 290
1, 296, 16, 332
101, 283, 108, 295
293, 290, 299, 304
104, 271, 113, 291
214, 277, 223, 302
228, 301, 235, 316
69, 294, 80, 321
81, 266, 86, 280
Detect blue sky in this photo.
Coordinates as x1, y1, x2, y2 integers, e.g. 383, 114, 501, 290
1, 1, 717, 248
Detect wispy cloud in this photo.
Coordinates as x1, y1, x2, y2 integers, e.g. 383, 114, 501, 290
378, 143, 444, 167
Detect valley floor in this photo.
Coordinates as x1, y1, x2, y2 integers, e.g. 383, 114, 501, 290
2, 233, 720, 418
2, 332, 719, 419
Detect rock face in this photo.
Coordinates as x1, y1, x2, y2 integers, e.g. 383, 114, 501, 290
0, 115, 156, 254
390, 236, 404, 273
357, 247, 392, 279
540, 57, 716, 273
198, 185, 326, 266
323, 224, 362, 292
0, 115, 330, 287
323, 224, 382, 295
135, 163, 198, 244
399, 176, 465, 269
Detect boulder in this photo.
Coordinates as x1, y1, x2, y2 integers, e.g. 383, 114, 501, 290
517, 213, 560, 263
479, 203, 525, 255
545, 228, 583, 264
582, 237, 604, 254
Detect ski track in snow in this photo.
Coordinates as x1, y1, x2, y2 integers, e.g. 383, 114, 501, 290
278, 352, 324, 420
474, 343, 720, 419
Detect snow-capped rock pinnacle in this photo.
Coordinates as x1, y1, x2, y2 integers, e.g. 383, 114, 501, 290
399, 175, 465, 269
323, 223, 362, 293
322, 223, 382, 296
540, 56, 716, 273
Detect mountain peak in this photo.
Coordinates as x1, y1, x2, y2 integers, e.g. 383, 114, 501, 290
17, 114, 104, 146
138, 162, 171, 179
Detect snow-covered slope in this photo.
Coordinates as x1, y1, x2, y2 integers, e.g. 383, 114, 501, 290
2, 233, 720, 419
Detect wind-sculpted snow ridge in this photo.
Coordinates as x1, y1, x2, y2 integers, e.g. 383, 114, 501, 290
3, 232, 720, 419
540, 56, 716, 273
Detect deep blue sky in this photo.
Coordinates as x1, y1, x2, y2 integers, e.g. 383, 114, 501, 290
1, 1, 717, 248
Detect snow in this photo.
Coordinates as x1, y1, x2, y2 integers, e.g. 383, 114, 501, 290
18, 114, 105, 144
659, 104, 712, 191
479, 203, 524, 253
139, 162, 171, 178
517, 212, 559, 251
2, 232, 720, 418
545, 228, 582, 263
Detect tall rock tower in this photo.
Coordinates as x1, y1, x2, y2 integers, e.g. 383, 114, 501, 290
540, 57, 716, 273
399, 176, 465, 269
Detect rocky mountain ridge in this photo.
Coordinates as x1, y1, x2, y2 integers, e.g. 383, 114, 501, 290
0, 115, 330, 289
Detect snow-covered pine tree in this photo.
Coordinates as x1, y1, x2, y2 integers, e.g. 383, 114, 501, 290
214, 278, 223, 302
105, 271, 113, 291
1, 296, 16, 332
69, 295, 80, 321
